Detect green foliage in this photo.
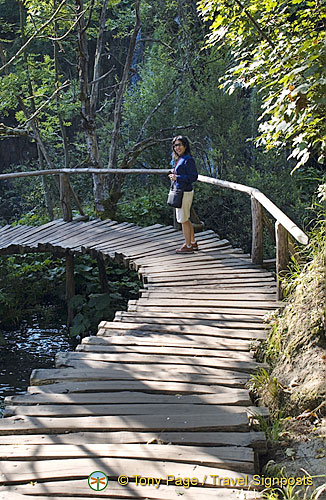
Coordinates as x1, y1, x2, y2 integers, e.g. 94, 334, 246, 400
256, 414, 284, 444
197, 0, 326, 170
116, 183, 172, 226
69, 260, 140, 337
0, 250, 140, 337
0, 253, 66, 328
193, 162, 317, 255
262, 462, 326, 500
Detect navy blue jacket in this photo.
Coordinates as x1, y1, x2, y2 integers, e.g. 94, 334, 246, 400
174, 154, 198, 192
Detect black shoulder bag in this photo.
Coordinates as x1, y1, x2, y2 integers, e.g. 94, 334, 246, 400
167, 181, 183, 208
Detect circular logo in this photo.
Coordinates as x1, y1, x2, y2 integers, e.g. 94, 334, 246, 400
88, 471, 109, 491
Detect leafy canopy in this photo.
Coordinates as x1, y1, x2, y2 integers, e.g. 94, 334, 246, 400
197, 0, 326, 171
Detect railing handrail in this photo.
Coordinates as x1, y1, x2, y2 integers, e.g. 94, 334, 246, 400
1, 166, 309, 298
0, 168, 171, 180
0, 167, 308, 245
198, 175, 308, 245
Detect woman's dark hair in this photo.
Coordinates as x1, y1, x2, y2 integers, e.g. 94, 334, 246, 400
172, 135, 191, 154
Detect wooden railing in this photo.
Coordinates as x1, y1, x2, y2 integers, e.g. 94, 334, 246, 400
197, 175, 308, 298
0, 168, 309, 298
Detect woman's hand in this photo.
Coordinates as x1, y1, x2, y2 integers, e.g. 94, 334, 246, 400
169, 173, 177, 182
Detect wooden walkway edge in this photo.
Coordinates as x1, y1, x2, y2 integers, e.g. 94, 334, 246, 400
0, 219, 279, 499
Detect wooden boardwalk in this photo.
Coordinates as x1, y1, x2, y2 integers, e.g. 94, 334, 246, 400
0, 219, 280, 499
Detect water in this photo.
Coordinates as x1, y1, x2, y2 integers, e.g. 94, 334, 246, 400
0, 325, 75, 416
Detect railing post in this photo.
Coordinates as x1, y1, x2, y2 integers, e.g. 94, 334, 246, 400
65, 253, 75, 326
59, 173, 72, 222
275, 221, 289, 300
251, 195, 263, 264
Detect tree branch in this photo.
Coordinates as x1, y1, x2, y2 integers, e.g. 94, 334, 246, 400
137, 38, 173, 51
119, 124, 196, 169
23, 80, 70, 126
0, 123, 31, 137
0, 0, 67, 73
233, 0, 275, 49
47, 11, 86, 41
81, 0, 95, 34
136, 80, 182, 143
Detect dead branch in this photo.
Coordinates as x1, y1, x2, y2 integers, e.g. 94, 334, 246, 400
119, 124, 196, 169
137, 38, 173, 51
136, 80, 182, 142
0, 123, 31, 137
48, 10, 86, 42
90, 67, 114, 86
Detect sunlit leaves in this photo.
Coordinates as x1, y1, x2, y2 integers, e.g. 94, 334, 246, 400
197, 0, 326, 170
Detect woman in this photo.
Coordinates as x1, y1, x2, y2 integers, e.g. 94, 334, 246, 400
168, 135, 198, 253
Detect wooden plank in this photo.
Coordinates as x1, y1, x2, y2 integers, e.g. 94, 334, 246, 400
98, 326, 266, 342
146, 272, 274, 284
84, 226, 179, 251
144, 283, 276, 291
75, 344, 254, 360
5, 389, 252, 406
0, 442, 254, 464
137, 257, 257, 273
109, 231, 218, 253
0, 457, 254, 487
142, 277, 276, 288
2, 482, 263, 500
130, 298, 276, 309
123, 241, 231, 261
29, 368, 250, 388
113, 308, 269, 330
0, 492, 42, 500
82, 334, 253, 349
95, 229, 184, 253
55, 352, 263, 373
81, 226, 183, 253
126, 305, 271, 316
136, 249, 251, 266
0, 412, 250, 435
117, 234, 223, 256
98, 321, 267, 340
139, 283, 276, 292
54, 358, 260, 377
133, 249, 250, 268
79, 228, 179, 253
145, 267, 273, 280
3, 403, 254, 418
140, 290, 276, 300
1, 224, 60, 249
19, 221, 72, 245
52, 361, 258, 382
0, 430, 267, 451
120, 239, 230, 261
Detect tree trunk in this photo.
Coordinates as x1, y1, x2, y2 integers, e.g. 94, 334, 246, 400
103, 0, 141, 218
54, 0, 69, 168
75, 0, 109, 213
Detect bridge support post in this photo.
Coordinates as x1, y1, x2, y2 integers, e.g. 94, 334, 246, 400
65, 253, 75, 326
60, 173, 73, 222
275, 221, 289, 300
97, 254, 110, 292
251, 196, 263, 264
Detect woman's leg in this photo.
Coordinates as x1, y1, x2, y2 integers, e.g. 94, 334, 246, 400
181, 220, 193, 246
